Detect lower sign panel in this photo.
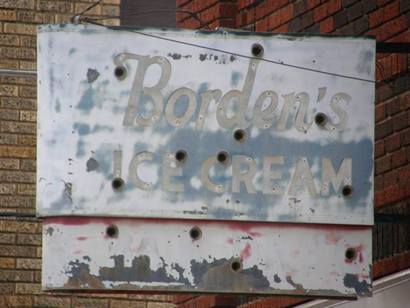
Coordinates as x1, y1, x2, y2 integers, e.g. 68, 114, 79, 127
42, 217, 372, 298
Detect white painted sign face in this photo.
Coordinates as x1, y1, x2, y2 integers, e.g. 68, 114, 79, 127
37, 24, 374, 297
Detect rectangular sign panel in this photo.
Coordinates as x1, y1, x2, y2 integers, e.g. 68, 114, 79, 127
42, 217, 372, 297
37, 24, 375, 225
37, 25, 374, 297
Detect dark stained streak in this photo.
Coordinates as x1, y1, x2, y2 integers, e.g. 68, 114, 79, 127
343, 273, 372, 296
191, 258, 270, 291
99, 255, 190, 285
86, 157, 99, 172
87, 68, 99, 83
286, 275, 304, 291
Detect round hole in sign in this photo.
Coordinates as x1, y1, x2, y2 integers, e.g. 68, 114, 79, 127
189, 226, 202, 241
106, 224, 118, 238
315, 112, 328, 127
342, 185, 353, 197
217, 151, 230, 164
112, 177, 124, 191
251, 43, 264, 57
231, 259, 242, 272
175, 150, 187, 163
114, 66, 127, 80
345, 247, 356, 261
233, 129, 246, 143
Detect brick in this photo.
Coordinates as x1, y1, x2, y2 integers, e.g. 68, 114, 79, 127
3, 23, 36, 35
19, 110, 36, 122
0, 0, 34, 9
376, 119, 393, 139
299, 11, 314, 28
0, 34, 19, 46
347, 1, 362, 21
102, 5, 120, 16
400, 0, 410, 12
0, 233, 15, 244
17, 184, 35, 196
307, 0, 321, 9
147, 303, 175, 308
342, 0, 358, 7
0, 59, 19, 69
0, 134, 18, 145
313, 2, 328, 22
0, 195, 35, 208
375, 140, 385, 158
17, 11, 54, 23
385, 97, 401, 116
15, 282, 41, 294
19, 61, 36, 70
4, 295, 33, 307
385, 134, 401, 152
334, 9, 347, 27
352, 15, 369, 34
393, 112, 408, 131
35, 296, 71, 307
363, 1, 378, 13
73, 297, 109, 308
0, 85, 18, 96
0, 145, 36, 158
375, 103, 385, 122
391, 149, 407, 167
18, 85, 36, 98
375, 155, 391, 174
0, 121, 36, 134
0, 269, 34, 281
375, 174, 384, 190
110, 299, 147, 308
17, 135, 36, 146
17, 234, 41, 246
0, 158, 19, 169
0, 282, 14, 294
0, 184, 16, 195
1, 97, 36, 110
320, 16, 334, 32
294, 0, 307, 16
37, 1, 73, 13
328, 0, 342, 14
400, 128, 410, 145
384, 170, 398, 187
0, 220, 40, 233
0, 245, 37, 258
16, 258, 41, 269
0, 109, 19, 121
20, 159, 36, 171
279, 4, 294, 24
19, 35, 36, 48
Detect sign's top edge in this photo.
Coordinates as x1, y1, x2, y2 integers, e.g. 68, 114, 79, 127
37, 23, 376, 42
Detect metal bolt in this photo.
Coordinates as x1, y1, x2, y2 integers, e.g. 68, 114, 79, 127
175, 150, 187, 163
251, 43, 264, 57
114, 66, 127, 80
217, 151, 230, 164
233, 129, 246, 143
315, 112, 328, 127
189, 226, 202, 241
112, 177, 124, 191
106, 225, 118, 238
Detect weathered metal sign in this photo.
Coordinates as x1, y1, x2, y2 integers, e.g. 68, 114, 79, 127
37, 24, 375, 297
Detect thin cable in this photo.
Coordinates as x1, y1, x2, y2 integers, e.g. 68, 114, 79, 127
72, 0, 103, 23
112, 28, 374, 83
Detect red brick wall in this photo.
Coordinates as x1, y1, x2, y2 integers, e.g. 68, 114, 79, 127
175, 0, 410, 307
